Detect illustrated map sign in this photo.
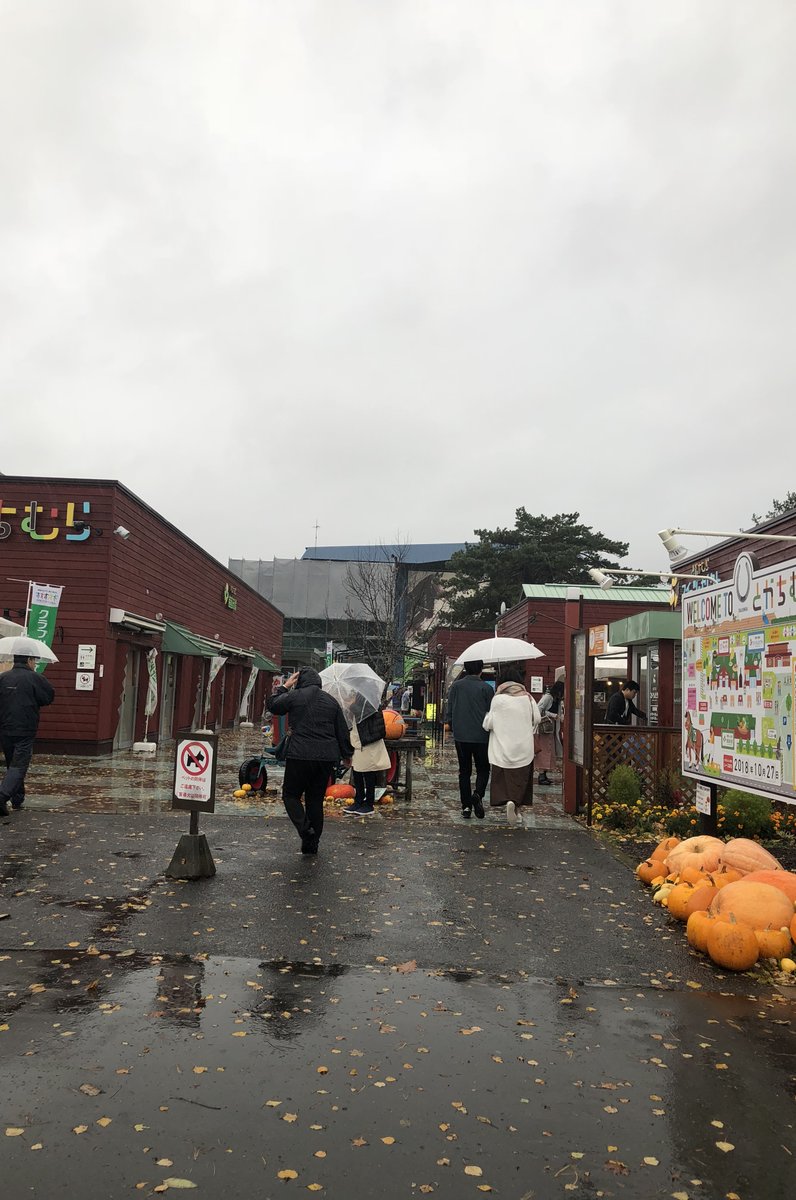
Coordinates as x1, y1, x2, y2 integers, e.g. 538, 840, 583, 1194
172, 734, 217, 812
681, 552, 796, 805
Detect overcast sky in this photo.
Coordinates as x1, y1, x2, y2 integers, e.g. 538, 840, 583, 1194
2, 1, 794, 574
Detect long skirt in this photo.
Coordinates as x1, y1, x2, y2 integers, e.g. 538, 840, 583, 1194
533, 731, 558, 772
489, 763, 534, 808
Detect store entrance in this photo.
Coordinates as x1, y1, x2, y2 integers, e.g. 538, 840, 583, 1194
114, 648, 140, 749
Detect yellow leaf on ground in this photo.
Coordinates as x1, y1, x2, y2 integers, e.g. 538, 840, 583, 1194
72, 1125, 88, 1135
157, 1159, 173, 1167
715, 1141, 735, 1153
643, 1157, 659, 1166
464, 1165, 483, 1176
30, 1143, 43, 1151
96, 1118, 112, 1128
277, 1169, 298, 1179
307, 1187, 323, 1193
265, 1100, 282, 1107
6, 1128, 25, 1137
316, 1067, 328, 1074
282, 1113, 298, 1123
381, 1137, 395, 1145
162, 1182, 197, 1190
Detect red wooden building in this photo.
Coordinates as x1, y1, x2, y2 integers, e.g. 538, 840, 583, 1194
0, 477, 283, 754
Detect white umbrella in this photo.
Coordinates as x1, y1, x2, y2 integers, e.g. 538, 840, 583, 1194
0, 635, 59, 663
319, 661, 386, 728
0, 617, 25, 637
454, 636, 544, 666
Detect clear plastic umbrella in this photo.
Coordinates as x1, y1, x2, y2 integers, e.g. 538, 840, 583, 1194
319, 662, 386, 728
0, 617, 25, 638
453, 636, 544, 666
0, 635, 59, 663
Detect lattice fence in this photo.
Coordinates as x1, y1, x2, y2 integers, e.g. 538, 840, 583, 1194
588, 726, 696, 812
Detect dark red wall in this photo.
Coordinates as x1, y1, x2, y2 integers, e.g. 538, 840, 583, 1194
0, 477, 283, 751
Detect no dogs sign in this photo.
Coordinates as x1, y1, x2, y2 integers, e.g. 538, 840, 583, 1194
172, 734, 218, 812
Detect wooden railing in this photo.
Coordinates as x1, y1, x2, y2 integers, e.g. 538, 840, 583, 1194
586, 725, 695, 821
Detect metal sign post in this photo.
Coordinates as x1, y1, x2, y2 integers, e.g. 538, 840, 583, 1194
166, 733, 218, 879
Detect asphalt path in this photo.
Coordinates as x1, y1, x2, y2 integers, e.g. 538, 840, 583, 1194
2, 805, 795, 1199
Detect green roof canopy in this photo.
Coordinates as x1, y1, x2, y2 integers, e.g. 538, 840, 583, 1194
608, 610, 682, 646
520, 583, 669, 603
162, 620, 276, 669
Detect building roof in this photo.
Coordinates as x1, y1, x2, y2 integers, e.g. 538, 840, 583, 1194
302, 543, 465, 566
520, 583, 669, 603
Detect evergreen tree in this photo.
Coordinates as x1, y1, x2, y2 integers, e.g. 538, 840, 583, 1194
441, 508, 628, 627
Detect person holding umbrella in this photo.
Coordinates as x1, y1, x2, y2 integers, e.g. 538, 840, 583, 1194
0, 645, 56, 816
266, 667, 353, 855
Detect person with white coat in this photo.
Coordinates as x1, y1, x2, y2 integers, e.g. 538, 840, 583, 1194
482, 665, 541, 826
345, 709, 391, 817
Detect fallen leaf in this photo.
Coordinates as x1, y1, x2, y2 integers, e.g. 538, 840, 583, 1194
715, 1141, 735, 1153
96, 1118, 112, 1128
277, 1169, 298, 1180
316, 1067, 328, 1075
5, 1128, 25, 1137
477, 1188, 493, 1194
157, 1159, 174, 1167
282, 1113, 298, 1123
643, 1157, 659, 1166
394, 960, 417, 974
265, 1100, 282, 1107
162, 1181, 198, 1190
79, 1084, 102, 1097
72, 1125, 89, 1135
307, 1187, 323, 1193
459, 1027, 482, 1036
30, 1143, 43, 1151
192, 1067, 208, 1075
464, 1165, 483, 1177
351, 1137, 367, 1148
381, 1137, 395, 1145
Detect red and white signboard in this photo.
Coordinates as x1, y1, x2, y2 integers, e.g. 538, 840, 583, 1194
173, 734, 217, 811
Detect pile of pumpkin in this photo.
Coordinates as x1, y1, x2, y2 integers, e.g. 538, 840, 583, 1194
323, 784, 394, 807
637, 835, 796, 974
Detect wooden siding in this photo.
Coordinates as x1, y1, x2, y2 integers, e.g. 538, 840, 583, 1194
1, 478, 284, 752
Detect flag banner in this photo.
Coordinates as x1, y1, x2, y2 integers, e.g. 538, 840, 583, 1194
239, 664, 259, 718
27, 583, 63, 673
204, 655, 227, 724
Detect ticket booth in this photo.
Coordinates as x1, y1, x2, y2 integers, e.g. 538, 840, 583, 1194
607, 610, 682, 727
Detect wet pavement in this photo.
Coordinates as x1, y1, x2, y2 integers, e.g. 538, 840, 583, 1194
2, 732, 795, 1198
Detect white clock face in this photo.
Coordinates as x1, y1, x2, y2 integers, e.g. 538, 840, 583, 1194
734, 554, 753, 605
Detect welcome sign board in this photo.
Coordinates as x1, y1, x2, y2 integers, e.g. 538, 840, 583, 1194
681, 552, 796, 804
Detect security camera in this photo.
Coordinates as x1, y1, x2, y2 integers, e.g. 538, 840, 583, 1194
113, 526, 131, 540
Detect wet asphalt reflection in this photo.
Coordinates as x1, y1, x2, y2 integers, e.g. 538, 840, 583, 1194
1, 950, 794, 1198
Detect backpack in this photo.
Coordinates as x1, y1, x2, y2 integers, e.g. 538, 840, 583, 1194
357, 710, 386, 747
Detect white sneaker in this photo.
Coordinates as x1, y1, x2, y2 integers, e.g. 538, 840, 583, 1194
506, 801, 516, 826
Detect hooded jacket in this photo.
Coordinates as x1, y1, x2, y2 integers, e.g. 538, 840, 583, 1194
0, 663, 55, 737
266, 667, 353, 762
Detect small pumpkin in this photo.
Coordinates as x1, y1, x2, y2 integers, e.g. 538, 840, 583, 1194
707, 916, 759, 972
325, 783, 356, 801
754, 926, 792, 960
720, 838, 781, 875
651, 835, 680, 862
680, 866, 712, 887
636, 858, 662, 886
740, 870, 796, 903
686, 909, 714, 953
708, 868, 744, 889
710, 881, 794, 931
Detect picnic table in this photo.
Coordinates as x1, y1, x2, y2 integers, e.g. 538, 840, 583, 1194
384, 735, 425, 802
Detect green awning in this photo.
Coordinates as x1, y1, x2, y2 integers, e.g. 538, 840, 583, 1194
253, 651, 279, 672
609, 610, 682, 646
162, 621, 217, 658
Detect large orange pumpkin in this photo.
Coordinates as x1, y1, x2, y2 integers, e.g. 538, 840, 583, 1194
665, 835, 724, 875
686, 910, 714, 953
325, 783, 356, 800
755, 927, 792, 960
651, 836, 680, 863
739, 870, 796, 903
709, 881, 794, 931
720, 838, 781, 875
382, 710, 407, 740
637, 858, 662, 886
668, 881, 717, 922
707, 917, 759, 972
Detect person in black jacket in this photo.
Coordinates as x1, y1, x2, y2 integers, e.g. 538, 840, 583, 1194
0, 656, 56, 816
605, 680, 646, 726
443, 660, 494, 819
267, 666, 353, 854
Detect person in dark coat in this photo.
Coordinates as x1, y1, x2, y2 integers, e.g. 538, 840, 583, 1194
605, 680, 647, 725
443, 659, 494, 819
267, 666, 353, 854
0, 656, 55, 816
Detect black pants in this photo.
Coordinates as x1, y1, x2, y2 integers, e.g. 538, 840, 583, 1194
0, 735, 34, 806
454, 741, 490, 810
352, 769, 377, 808
282, 758, 334, 842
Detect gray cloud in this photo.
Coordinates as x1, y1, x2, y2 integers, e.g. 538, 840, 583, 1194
1, 1, 794, 573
